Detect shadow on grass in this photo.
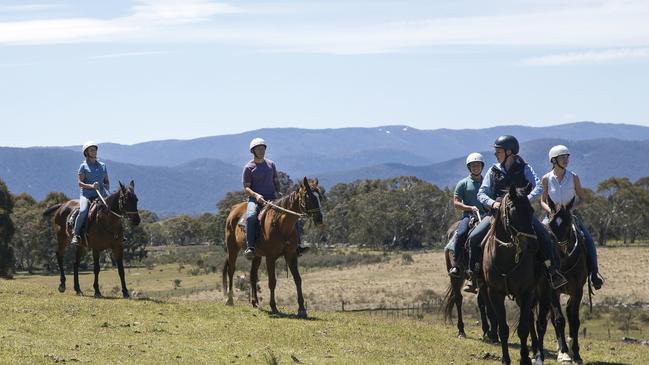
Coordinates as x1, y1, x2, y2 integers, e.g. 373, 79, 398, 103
258, 308, 322, 321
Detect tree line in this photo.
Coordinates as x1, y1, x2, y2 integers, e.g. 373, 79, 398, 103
0, 174, 648, 277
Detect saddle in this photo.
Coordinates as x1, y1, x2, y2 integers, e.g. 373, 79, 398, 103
66, 198, 104, 235
237, 205, 269, 234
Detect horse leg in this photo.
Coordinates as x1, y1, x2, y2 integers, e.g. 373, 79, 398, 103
249, 256, 261, 308
482, 286, 499, 343
567, 290, 584, 364
266, 256, 278, 314
550, 292, 571, 363
528, 303, 542, 365
489, 289, 510, 365
57, 249, 66, 293
516, 292, 533, 365
287, 253, 307, 319
535, 291, 551, 364
223, 256, 235, 306
455, 278, 466, 338
92, 248, 102, 298
115, 256, 129, 299
477, 290, 489, 340
73, 246, 83, 295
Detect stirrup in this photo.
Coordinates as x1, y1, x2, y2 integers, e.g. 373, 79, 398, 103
463, 281, 478, 294
448, 267, 461, 278
244, 247, 255, 260
550, 270, 568, 289
297, 245, 310, 257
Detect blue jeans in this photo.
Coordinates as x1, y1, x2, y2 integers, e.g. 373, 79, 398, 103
451, 216, 471, 265
245, 198, 261, 249
73, 190, 108, 236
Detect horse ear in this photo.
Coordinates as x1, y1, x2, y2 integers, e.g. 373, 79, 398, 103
566, 197, 575, 211
119, 181, 125, 192
313, 178, 319, 186
523, 182, 533, 196
303, 177, 311, 191
129, 180, 135, 190
548, 196, 557, 213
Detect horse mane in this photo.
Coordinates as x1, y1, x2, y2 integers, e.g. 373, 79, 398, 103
271, 188, 299, 209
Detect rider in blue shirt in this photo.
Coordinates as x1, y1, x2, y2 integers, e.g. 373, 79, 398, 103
463, 135, 568, 293
448, 152, 487, 278
71, 141, 110, 246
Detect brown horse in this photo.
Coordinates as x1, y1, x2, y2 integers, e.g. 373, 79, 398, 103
442, 217, 498, 342
222, 177, 324, 318
43, 181, 141, 298
535, 197, 589, 365
483, 184, 544, 365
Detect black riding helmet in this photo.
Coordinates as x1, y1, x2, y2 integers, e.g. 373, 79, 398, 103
493, 135, 519, 155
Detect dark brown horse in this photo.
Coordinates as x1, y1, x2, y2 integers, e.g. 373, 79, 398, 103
222, 177, 324, 318
43, 181, 141, 298
442, 217, 498, 341
483, 184, 544, 365
535, 197, 589, 364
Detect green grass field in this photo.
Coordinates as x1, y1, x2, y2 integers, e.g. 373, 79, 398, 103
2, 272, 649, 365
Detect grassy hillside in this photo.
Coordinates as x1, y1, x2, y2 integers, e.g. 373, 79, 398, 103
3, 246, 649, 364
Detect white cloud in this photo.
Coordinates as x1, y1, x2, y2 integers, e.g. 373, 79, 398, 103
523, 48, 649, 66
1, 0, 649, 57
0, 4, 63, 13
89, 51, 169, 60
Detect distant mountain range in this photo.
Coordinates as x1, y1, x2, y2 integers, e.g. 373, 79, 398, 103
2, 122, 648, 214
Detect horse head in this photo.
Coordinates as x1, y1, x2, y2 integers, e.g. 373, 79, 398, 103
298, 177, 324, 225
497, 183, 537, 255
118, 180, 141, 226
548, 196, 575, 248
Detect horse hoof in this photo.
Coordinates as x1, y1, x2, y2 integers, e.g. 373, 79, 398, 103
270, 307, 279, 315
251, 300, 258, 308
573, 359, 584, 365
58, 285, 66, 293
225, 298, 234, 306
75, 291, 83, 296
123, 292, 130, 299
94, 293, 102, 299
557, 352, 572, 363
531, 359, 543, 365
458, 332, 466, 339
297, 309, 307, 319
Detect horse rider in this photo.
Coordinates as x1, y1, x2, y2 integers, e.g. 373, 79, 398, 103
242, 138, 308, 260
71, 141, 110, 246
448, 152, 488, 278
540, 145, 603, 290
464, 135, 568, 293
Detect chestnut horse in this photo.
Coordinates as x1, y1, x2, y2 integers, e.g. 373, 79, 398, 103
483, 184, 544, 365
43, 181, 141, 298
442, 216, 498, 342
222, 177, 324, 318
535, 197, 589, 364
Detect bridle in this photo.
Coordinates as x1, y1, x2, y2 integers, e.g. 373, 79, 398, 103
494, 193, 537, 263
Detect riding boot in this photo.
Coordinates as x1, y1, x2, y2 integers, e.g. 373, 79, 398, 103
245, 213, 257, 260
297, 245, 310, 257
70, 235, 81, 247
586, 252, 603, 290
463, 263, 481, 293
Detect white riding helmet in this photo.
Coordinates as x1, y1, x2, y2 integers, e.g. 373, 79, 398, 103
465, 152, 485, 166
249, 137, 266, 152
82, 141, 98, 155
548, 145, 570, 163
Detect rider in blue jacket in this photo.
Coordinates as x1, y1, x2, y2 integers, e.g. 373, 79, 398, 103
463, 135, 568, 293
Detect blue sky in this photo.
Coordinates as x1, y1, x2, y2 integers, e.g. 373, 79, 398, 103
1, 0, 648, 147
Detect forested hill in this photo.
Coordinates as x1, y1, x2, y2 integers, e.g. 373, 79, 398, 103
316, 138, 649, 189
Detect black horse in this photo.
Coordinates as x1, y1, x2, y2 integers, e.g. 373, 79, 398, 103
483, 184, 544, 365
534, 197, 589, 364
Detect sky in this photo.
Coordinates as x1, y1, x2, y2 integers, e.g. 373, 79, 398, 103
1, 0, 649, 147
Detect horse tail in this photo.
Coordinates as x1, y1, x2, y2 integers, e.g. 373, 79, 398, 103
222, 259, 229, 295
43, 203, 62, 217
442, 283, 456, 322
